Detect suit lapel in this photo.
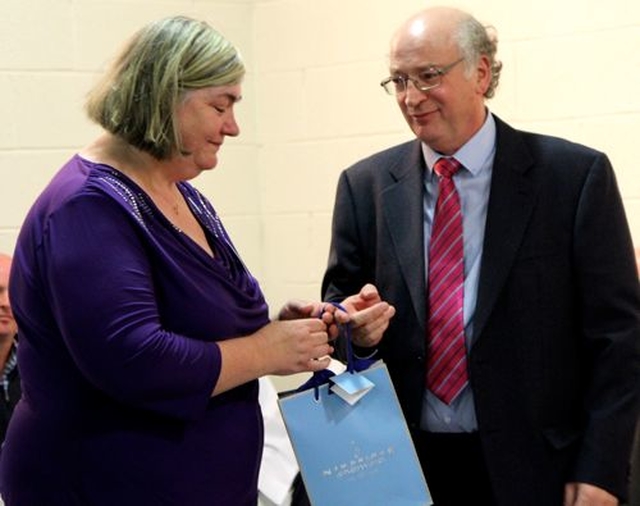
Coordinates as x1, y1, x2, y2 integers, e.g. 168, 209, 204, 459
473, 118, 538, 341
381, 141, 428, 333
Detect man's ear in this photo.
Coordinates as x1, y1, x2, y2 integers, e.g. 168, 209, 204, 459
475, 55, 492, 96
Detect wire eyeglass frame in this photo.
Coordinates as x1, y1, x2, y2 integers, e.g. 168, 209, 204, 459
380, 57, 465, 95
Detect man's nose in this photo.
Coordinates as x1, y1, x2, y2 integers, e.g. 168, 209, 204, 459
403, 80, 429, 106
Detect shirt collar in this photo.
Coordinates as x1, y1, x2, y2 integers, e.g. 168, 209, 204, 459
422, 111, 497, 177
2, 339, 17, 377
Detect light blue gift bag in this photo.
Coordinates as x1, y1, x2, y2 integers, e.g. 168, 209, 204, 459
278, 358, 432, 506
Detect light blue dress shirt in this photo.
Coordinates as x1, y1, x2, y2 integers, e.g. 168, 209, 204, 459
420, 112, 496, 432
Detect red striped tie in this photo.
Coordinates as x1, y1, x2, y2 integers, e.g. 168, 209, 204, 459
426, 157, 468, 405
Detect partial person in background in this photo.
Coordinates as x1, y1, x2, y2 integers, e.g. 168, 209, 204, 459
322, 6, 640, 506
0, 16, 355, 506
0, 254, 19, 442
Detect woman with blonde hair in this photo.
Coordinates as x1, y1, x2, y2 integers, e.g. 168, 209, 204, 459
0, 16, 360, 505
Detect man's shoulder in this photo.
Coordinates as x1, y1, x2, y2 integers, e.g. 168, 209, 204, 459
495, 115, 606, 161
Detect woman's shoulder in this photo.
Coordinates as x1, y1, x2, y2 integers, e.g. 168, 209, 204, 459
28, 155, 153, 232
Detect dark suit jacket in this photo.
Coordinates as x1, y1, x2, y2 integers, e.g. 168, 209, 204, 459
322, 115, 640, 505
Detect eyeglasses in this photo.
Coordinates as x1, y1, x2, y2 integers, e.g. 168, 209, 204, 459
380, 58, 465, 95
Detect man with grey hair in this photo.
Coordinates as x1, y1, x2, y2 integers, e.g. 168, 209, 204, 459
322, 6, 640, 505
0, 253, 20, 442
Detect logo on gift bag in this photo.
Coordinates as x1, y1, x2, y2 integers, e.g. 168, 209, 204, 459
321, 442, 396, 480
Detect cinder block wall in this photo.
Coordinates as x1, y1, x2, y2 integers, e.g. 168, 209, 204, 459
1, 0, 639, 331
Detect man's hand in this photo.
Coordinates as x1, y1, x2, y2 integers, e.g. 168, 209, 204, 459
340, 284, 396, 348
564, 482, 618, 506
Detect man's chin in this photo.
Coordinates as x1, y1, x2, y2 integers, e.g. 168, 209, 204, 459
0, 324, 17, 338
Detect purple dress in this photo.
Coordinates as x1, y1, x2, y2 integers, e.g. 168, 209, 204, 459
0, 155, 270, 505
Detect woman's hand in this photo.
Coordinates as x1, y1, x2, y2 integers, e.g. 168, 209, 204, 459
277, 299, 348, 342
213, 317, 334, 396
255, 318, 334, 375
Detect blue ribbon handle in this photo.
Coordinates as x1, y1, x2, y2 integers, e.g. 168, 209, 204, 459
295, 302, 374, 399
